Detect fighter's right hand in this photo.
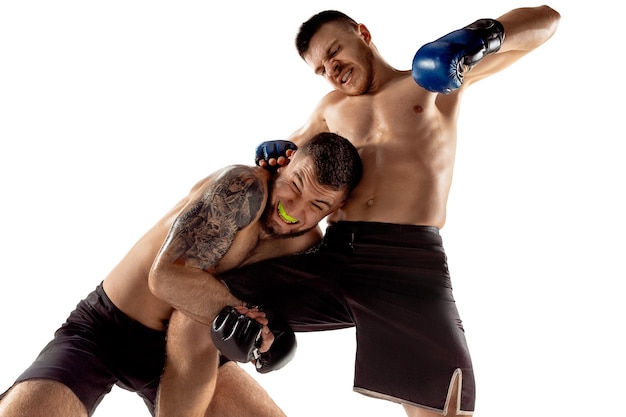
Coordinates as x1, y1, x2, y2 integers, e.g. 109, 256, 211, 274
210, 305, 264, 363
210, 305, 296, 373
255, 140, 298, 172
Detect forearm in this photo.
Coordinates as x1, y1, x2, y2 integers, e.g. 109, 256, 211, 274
149, 166, 264, 325
149, 264, 242, 326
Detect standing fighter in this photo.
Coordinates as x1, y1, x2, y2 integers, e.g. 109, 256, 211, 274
219, 5, 561, 417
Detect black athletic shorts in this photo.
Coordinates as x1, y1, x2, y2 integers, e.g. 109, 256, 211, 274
3, 284, 167, 416
219, 221, 475, 413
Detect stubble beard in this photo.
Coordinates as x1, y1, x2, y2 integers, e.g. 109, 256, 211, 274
261, 215, 312, 240
352, 50, 376, 95
259, 199, 312, 239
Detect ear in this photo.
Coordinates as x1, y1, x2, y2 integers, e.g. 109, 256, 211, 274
286, 148, 297, 160
332, 200, 347, 211
357, 23, 372, 44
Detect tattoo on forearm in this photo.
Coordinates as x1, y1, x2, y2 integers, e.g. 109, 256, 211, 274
164, 167, 264, 269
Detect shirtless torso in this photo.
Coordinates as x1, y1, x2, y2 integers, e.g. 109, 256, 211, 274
290, 6, 560, 231
317, 73, 458, 227
103, 165, 325, 331
245, 7, 561, 416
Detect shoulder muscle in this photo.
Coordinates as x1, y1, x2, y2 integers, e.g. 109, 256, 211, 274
162, 166, 267, 270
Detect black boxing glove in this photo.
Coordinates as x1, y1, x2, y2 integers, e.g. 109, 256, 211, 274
210, 306, 262, 363
254, 311, 297, 374
210, 306, 297, 373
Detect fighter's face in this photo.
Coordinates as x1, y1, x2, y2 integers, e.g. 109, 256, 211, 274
261, 154, 346, 237
303, 22, 375, 96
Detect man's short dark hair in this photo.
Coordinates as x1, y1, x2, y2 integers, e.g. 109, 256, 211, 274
295, 10, 357, 58
298, 132, 362, 195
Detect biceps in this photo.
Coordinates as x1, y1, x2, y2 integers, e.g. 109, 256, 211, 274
161, 215, 237, 270
464, 50, 528, 85
159, 171, 264, 269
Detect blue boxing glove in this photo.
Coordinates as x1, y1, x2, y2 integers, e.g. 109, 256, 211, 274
210, 306, 297, 373
255, 140, 298, 172
412, 19, 505, 94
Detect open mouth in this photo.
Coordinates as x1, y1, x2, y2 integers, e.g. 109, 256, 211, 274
341, 68, 352, 84
277, 201, 299, 224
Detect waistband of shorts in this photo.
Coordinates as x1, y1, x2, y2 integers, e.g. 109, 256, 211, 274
327, 221, 439, 236
324, 221, 441, 247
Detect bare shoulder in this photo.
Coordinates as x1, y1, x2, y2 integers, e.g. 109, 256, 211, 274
187, 165, 269, 224
161, 165, 270, 270
315, 89, 351, 114
290, 91, 342, 143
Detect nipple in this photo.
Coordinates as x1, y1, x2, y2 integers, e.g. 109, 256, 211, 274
366, 198, 375, 207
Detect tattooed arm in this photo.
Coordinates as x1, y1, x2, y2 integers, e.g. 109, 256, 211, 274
149, 165, 268, 325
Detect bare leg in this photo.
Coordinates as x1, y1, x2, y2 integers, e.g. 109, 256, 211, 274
157, 310, 219, 417
206, 362, 287, 417
157, 310, 286, 417
0, 379, 87, 417
402, 371, 472, 417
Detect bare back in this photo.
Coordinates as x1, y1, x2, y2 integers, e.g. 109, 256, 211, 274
298, 72, 462, 228
102, 196, 187, 331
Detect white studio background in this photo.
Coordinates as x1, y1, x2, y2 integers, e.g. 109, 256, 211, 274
1, 1, 623, 416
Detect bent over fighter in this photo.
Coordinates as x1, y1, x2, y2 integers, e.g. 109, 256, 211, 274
0, 132, 362, 417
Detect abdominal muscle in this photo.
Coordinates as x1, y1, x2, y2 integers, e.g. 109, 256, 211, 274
322, 75, 458, 229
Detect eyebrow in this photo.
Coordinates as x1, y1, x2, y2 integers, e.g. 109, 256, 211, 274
314, 41, 338, 75
295, 172, 332, 209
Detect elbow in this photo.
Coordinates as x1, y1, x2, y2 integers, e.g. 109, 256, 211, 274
522, 5, 562, 50
540, 5, 561, 38
148, 264, 170, 303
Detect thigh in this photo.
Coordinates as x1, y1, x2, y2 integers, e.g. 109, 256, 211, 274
207, 362, 286, 417
157, 310, 219, 417
344, 247, 475, 412
218, 249, 353, 332
12, 320, 117, 414
351, 296, 474, 412
11, 286, 165, 415
0, 379, 87, 417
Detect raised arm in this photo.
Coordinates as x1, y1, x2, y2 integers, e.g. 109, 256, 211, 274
412, 5, 560, 93
148, 165, 267, 325
463, 5, 560, 86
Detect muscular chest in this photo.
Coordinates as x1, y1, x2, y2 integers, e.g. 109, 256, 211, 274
324, 78, 437, 146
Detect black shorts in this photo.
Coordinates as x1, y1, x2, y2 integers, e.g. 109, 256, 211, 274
4, 284, 167, 416
219, 221, 475, 413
